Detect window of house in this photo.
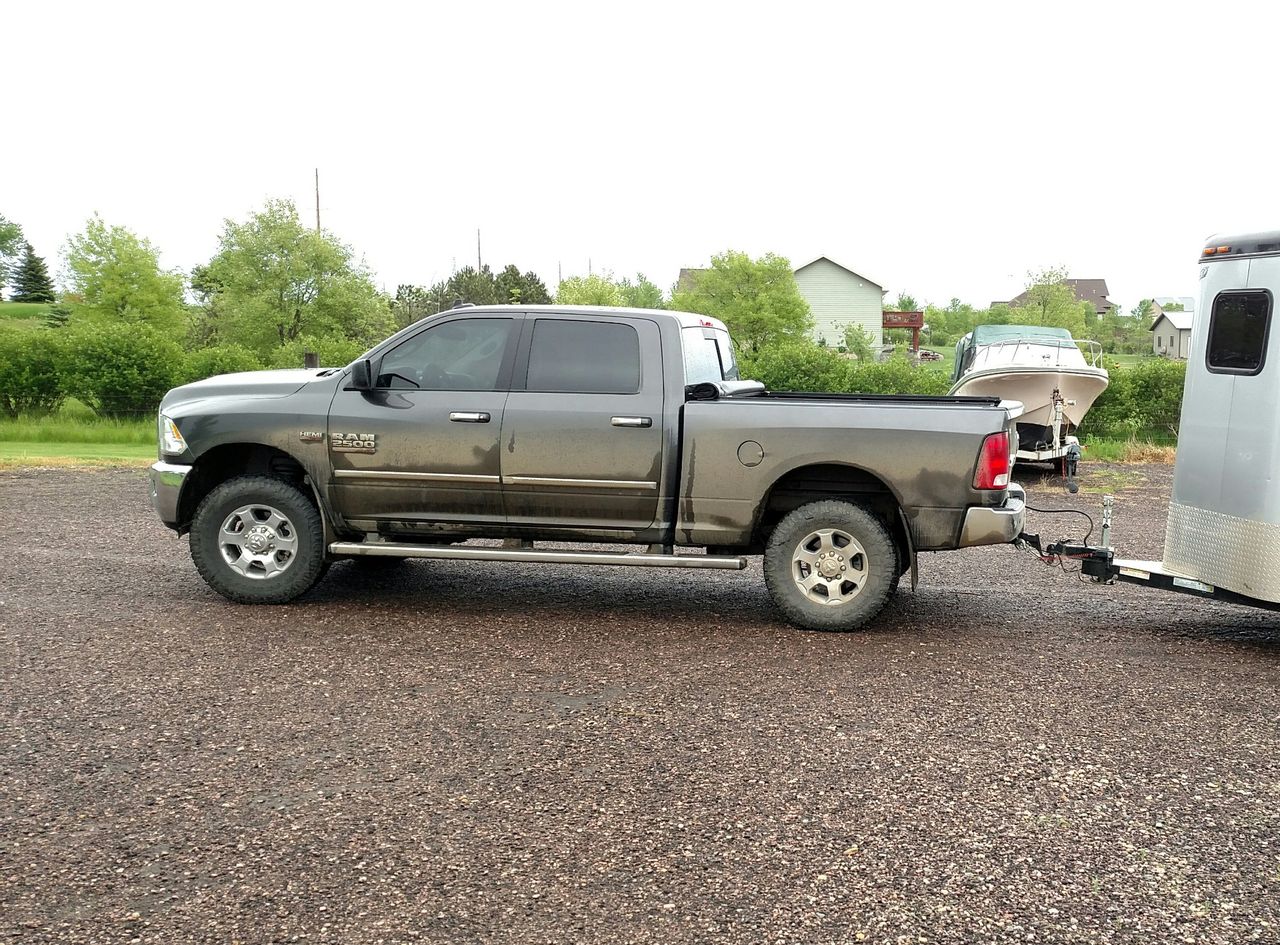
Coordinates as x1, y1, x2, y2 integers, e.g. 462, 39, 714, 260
376, 317, 514, 390
1207, 291, 1272, 375
527, 319, 641, 393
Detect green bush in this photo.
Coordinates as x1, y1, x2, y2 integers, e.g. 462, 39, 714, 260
740, 342, 851, 391
183, 344, 263, 383
0, 331, 67, 418
266, 335, 366, 370
847, 355, 953, 396
61, 322, 185, 418
1083, 358, 1186, 441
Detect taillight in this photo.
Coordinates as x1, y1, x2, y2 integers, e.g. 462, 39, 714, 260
973, 431, 1010, 490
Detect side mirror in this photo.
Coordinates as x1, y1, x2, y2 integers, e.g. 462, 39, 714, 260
348, 359, 374, 390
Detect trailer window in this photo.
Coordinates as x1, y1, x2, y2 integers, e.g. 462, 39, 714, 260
1207, 291, 1272, 375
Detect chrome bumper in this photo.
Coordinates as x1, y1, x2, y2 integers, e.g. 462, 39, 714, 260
149, 461, 191, 529
958, 483, 1026, 548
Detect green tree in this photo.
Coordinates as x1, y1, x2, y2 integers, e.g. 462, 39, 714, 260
10, 242, 56, 303
0, 213, 23, 291
63, 215, 187, 333
195, 199, 393, 356
0, 332, 66, 417
495, 265, 551, 305
842, 324, 876, 361
618, 273, 665, 309
670, 251, 812, 354
1005, 267, 1091, 336
556, 273, 625, 306
888, 291, 918, 311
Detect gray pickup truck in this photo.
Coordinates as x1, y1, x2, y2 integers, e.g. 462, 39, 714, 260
149, 305, 1025, 631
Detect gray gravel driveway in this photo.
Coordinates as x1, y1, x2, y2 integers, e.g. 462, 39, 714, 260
2, 464, 1279, 944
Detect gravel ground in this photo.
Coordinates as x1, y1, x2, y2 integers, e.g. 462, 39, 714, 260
3, 464, 1279, 944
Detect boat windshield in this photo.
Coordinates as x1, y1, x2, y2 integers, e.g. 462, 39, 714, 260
954, 327, 1104, 383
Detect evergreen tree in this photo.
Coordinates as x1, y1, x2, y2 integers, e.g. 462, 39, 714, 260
10, 242, 56, 303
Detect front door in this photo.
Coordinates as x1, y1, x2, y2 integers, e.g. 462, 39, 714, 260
501, 316, 665, 530
327, 314, 519, 527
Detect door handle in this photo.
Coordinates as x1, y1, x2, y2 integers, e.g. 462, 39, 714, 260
449, 411, 491, 423
611, 416, 652, 428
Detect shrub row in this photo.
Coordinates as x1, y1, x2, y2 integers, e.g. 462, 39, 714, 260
0, 326, 366, 419
739, 342, 953, 396
1081, 357, 1186, 441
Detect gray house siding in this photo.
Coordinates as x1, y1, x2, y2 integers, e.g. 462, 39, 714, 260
793, 257, 884, 349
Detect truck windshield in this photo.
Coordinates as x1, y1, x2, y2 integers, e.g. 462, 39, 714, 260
682, 327, 740, 385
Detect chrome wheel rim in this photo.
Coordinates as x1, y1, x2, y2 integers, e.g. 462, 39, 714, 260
219, 503, 298, 580
791, 527, 868, 606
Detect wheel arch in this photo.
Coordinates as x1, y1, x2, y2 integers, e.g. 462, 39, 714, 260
755, 462, 912, 577
176, 443, 327, 535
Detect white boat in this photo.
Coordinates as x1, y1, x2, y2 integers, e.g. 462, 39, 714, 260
949, 325, 1109, 464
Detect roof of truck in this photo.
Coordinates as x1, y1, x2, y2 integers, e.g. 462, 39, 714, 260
437, 304, 728, 332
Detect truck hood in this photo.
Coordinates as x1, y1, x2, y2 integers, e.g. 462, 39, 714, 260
161, 368, 336, 410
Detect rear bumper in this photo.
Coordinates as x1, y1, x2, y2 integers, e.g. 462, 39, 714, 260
958, 483, 1026, 548
149, 461, 191, 529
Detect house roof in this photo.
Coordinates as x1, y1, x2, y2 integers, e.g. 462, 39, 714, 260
1151, 310, 1194, 332
676, 268, 705, 294
793, 256, 883, 289
998, 278, 1115, 313
1153, 295, 1196, 312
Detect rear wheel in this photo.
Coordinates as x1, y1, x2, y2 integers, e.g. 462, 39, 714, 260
190, 475, 327, 604
763, 500, 897, 631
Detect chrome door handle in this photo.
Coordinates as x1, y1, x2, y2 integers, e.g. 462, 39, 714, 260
449, 411, 491, 423
611, 416, 652, 428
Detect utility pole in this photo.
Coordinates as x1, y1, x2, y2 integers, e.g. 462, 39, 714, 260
476, 229, 482, 270
314, 168, 321, 234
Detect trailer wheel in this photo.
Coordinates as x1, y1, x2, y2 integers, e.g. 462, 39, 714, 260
763, 500, 897, 631
189, 475, 327, 604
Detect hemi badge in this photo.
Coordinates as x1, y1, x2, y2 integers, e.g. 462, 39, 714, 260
299, 431, 324, 443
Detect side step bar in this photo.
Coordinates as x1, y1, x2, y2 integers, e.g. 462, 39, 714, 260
329, 541, 748, 570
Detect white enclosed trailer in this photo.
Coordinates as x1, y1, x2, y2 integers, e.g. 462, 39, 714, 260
1032, 230, 1280, 609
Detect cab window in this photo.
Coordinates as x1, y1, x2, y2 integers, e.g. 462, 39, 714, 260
526, 319, 640, 393
376, 318, 514, 390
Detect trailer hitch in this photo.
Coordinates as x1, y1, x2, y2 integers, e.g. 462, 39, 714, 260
1017, 530, 1117, 582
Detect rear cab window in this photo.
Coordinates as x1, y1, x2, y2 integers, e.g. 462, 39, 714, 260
682, 326, 739, 385
1207, 291, 1272, 375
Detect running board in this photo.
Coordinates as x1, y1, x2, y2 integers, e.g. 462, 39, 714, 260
329, 541, 748, 570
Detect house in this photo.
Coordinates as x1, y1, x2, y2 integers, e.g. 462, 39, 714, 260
1151, 307, 1194, 359
792, 256, 884, 348
994, 278, 1117, 316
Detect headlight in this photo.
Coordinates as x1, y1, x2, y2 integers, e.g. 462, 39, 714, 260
159, 414, 188, 455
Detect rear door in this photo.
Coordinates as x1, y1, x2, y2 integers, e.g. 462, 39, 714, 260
500, 315, 665, 530
327, 314, 519, 526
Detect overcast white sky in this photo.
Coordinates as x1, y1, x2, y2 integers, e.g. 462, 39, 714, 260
4, 1, 1278, 314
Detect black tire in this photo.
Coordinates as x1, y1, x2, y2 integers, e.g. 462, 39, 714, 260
189, 475, 327, 604
763, 500, 897, 632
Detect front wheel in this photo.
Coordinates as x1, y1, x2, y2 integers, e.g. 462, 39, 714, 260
763, 500, 897, 632
189, 475, 327, 604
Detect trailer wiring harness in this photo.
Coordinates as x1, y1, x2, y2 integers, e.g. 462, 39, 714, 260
1018, 504, 1097, 578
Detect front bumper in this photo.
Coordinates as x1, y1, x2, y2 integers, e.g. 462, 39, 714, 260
958, 483, 1026, 548
149, 461, 192, 529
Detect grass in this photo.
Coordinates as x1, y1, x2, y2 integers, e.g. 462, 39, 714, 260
0, 441, 154, 468
0, 301, 53, 332
1080, 437, 1177, 464
0, 414, 154, 445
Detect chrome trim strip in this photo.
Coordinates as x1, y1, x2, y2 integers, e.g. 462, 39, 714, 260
333, 470, 500, 484
502, 475, 659, 491
330, 541, 747, 570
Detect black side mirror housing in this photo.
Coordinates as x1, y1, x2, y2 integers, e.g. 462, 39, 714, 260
347, 359, 374, 390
